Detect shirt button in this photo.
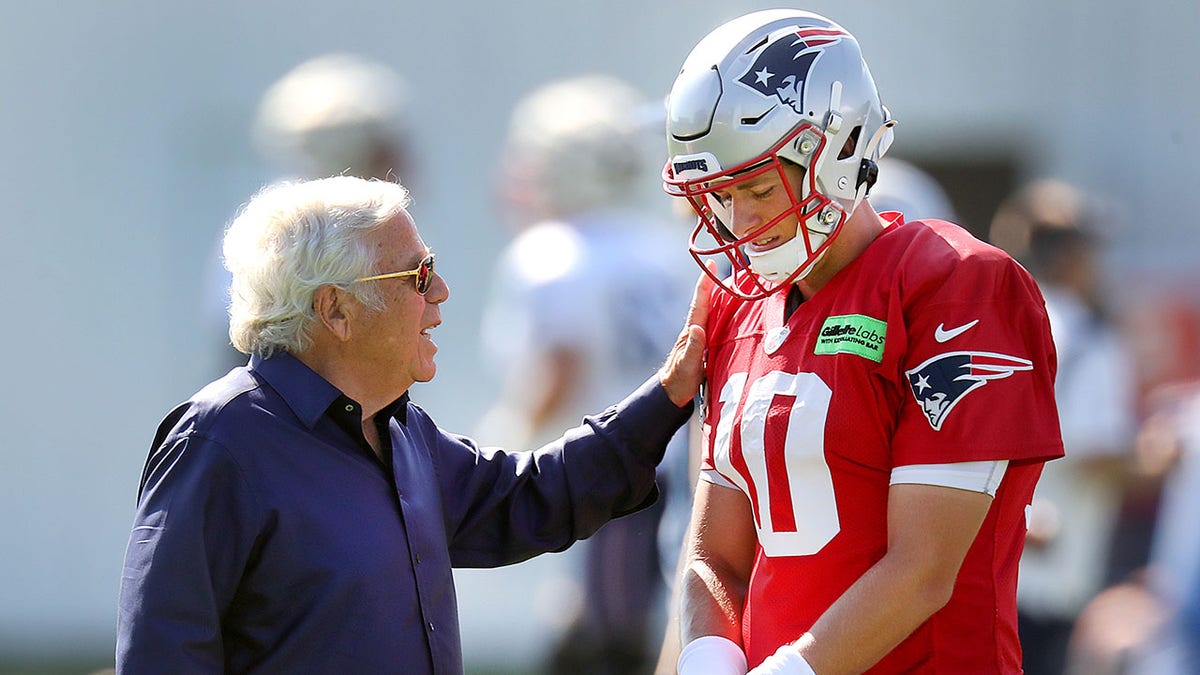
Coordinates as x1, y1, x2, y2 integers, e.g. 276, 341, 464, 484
428, 622, 436, 632
414, 553, 421, 564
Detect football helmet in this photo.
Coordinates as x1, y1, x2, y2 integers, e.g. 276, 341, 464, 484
253, 54, 411, 180
664, 10, 896, 300
500, 75, 650, 225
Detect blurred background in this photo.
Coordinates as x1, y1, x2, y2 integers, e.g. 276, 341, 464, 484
1, 0, 1198, 673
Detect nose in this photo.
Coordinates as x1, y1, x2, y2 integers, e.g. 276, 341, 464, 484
727, 198, 763, 240
426, 271, 450, 303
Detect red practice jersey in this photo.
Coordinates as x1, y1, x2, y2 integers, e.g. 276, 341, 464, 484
700, 215, 1064, 673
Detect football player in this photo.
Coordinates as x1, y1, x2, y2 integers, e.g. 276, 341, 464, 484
662, 10, 1065, 674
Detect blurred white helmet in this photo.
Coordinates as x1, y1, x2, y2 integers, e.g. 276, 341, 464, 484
254, 54, 410, 180
500, 75, 649, 224
869, 158, 957, 222
664, 10, 895, 300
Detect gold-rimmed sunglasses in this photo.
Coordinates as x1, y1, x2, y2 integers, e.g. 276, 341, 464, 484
354, 252, 435, 295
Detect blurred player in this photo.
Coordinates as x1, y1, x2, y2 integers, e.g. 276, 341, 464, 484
661, 10, 1064, 674
478, 75, 694, 674
252, 53, 413, 183
990, 179, 1138, 675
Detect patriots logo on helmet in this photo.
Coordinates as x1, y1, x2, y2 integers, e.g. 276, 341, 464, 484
736, 27, 849, 115
906, 351, 1034, 431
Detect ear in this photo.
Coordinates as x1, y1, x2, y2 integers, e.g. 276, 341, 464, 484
312, 285, 354, 342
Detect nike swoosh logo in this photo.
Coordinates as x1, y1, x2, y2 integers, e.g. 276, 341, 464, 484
934, 319, 980, 343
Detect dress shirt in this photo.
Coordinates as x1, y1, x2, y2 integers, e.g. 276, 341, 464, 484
117, 351, 691, 674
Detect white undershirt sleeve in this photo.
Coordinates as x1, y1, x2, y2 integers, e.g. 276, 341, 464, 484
890, 460, 1008, 496
699, 468, 738, 490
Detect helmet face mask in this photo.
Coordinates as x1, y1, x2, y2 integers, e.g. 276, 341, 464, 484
667, 121, 848, 301
664, 10, 894, 301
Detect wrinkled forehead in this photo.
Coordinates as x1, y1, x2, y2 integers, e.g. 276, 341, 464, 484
370, 209, 426, 265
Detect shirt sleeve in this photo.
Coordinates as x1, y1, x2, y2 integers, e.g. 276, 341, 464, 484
116, 430, 266, 673
429, 375, 693, 568
892, 244, 1064, 466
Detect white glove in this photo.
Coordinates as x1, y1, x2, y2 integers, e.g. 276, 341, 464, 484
677, 635, 748, 675
747, 642, 815, 675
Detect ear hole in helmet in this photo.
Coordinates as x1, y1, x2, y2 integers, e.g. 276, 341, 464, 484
857, 159, 879, 191
838, 126, 862, 160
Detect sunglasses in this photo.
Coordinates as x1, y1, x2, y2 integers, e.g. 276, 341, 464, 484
354, 252, 436, 295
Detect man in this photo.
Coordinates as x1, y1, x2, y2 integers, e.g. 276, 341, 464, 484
477, 74, 695, 674
116, 176, 710, 673
661, 10, 1063, 674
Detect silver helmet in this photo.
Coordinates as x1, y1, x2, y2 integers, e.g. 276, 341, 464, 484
664, 10, 895, 300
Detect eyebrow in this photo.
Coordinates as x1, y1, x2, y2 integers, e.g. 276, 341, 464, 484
720, 175, 774, 193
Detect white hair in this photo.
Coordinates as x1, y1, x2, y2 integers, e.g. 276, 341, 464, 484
223, 176, 411, 357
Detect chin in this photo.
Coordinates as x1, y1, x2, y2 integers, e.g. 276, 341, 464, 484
415, 362, 437, 383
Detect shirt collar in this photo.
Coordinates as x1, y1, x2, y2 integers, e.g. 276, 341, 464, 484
371, 392, 410, 426
251, 352, 411, 427
251, 352, 346, 429
878, 210, 906, 229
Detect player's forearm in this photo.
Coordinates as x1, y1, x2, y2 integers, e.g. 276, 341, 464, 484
676, 559, 750, 675
678, 557, 747, 645
677, 483, 757, 672
795, 553, 954, 675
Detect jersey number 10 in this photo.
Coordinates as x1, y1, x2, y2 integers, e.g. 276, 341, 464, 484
712, 371, 841, 557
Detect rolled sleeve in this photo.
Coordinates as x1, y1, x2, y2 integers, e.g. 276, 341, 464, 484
565, 375, 694, 518
438, 375, 693, 567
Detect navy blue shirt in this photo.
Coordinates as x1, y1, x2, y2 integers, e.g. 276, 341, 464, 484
116, 352, 691, 674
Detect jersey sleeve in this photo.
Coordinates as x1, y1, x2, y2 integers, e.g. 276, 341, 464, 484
892, 228, 1064, 466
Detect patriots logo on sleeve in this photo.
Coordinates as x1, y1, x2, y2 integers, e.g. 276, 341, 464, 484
906, 351, 1034, 430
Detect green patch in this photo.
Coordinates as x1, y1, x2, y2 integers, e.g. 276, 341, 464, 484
815, 314, 887, 362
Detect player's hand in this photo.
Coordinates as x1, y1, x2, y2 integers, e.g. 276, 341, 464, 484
659, 266, 715, 407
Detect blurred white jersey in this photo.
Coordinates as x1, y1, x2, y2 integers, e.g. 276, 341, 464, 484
464, 210, 696, 673
479, 210, 694, 449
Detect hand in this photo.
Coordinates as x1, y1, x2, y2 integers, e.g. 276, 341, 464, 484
659, 267, 715, 407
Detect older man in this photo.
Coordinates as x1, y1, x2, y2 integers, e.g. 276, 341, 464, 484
116, 176, 708, 674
